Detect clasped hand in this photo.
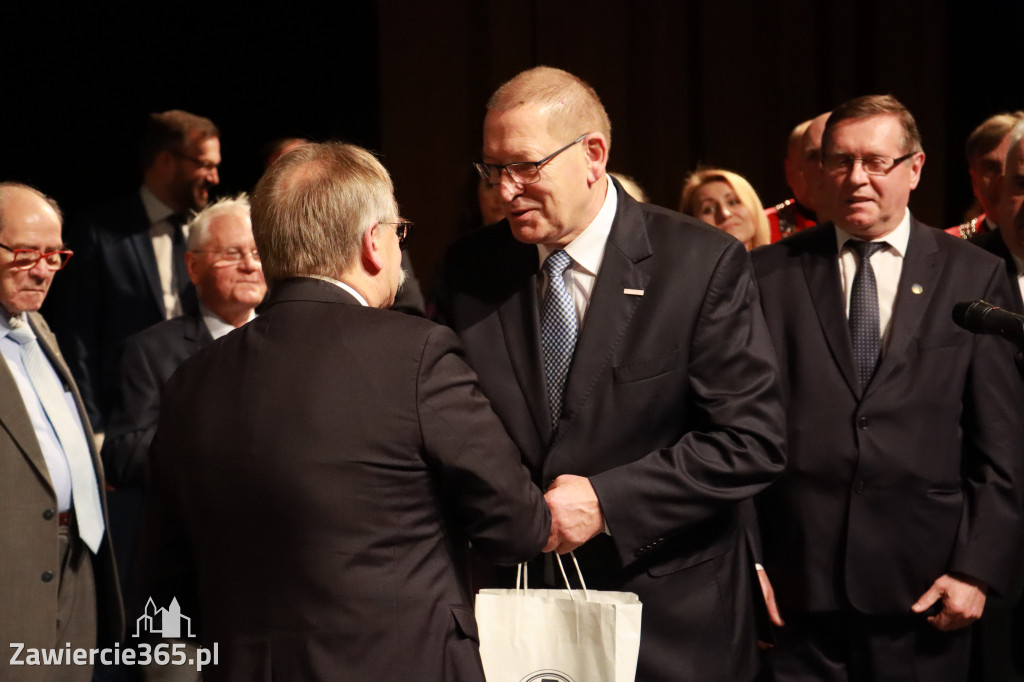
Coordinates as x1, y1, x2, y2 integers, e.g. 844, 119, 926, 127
542, 474, 605, 554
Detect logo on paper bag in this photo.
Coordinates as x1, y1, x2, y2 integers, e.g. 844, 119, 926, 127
520, 672, 576, 682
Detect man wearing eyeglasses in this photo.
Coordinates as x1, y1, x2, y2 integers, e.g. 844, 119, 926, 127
751, 95, 1024, 681
0, 183, 123, 681
44, 109, 221, 436
441, 66, 786, 682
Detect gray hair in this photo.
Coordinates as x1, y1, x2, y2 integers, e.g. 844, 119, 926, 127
186, 193, 251, 250
250, 142, 397, 287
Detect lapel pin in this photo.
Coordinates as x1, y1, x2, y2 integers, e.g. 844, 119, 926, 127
911, 284, 923, 295
623, 288, 645, 296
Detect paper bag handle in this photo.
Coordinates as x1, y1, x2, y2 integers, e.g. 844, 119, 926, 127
514, 552, 590, 600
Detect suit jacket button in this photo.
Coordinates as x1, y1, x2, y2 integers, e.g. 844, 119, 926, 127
857, 417, 870, 429
854, 480, 865, 495
41, 571, 54, 583
42, 509, 55, 520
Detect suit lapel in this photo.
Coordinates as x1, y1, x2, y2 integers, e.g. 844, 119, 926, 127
126, 225, 167, 318
0, 338, 54, 491
495, 245, 550, 452
801, 226, 861, 397
557, 184, 652, 439
184, 313, 215, 349
866, 220, 944, 396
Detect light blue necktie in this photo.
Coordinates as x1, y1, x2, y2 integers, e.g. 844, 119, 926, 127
540, 250, 578, 425
8, 323, 105, 552
848, 240, 887, 391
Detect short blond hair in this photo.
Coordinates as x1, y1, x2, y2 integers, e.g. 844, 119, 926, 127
251, 142, 397, 287
488, 66, 612, 149
679, 168, 771, 248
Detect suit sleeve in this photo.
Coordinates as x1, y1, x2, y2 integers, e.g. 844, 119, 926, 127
100, 335, 161, 488
590, 240, 787, 566
948, 263, 1024, 594
416, 325, 551, 565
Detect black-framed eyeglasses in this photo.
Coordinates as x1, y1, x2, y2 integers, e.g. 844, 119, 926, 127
821, 152, 918, 176
474, 133, 589, 186
0, 242, 73, 271
381, 220, 414, 250
191, 247, 261, 267
171, 151, 219, 172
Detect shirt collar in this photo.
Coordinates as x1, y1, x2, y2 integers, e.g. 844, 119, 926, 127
140, 185, 178, 226
199, 303, 256, 340
308, 275, 369, 306
834, 207, 912, 257
0, 311, 29, 338
538, 177, 617, 274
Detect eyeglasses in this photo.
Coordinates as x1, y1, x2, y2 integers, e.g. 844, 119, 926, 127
171, 151, 219, 172
821, 152, 917, 176
192, 247, 261, 267
474, 133, 589, 186
0, 242, 73, 271
381, 220, 414, 250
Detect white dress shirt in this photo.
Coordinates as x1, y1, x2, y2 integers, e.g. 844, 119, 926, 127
835, 209, 912, 352
141, 185, 188, 319
200, 304, 258, 340
537, 178, 618, 326
0, 313, 81, 511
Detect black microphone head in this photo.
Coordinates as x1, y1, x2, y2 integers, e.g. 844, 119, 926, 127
952, 300, 994, 330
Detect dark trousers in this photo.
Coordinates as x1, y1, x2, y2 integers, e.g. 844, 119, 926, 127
763, 610, 971, 682
57, 524, 97, 682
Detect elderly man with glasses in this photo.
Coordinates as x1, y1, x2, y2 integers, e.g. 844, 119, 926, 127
751, 94, 1024, 681
0, 182, 123, 682
441, 66, 787, 682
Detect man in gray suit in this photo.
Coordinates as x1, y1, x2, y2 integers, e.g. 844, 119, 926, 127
0, 182, 122, 681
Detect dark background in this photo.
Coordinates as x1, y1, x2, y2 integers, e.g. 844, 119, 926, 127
3, 1, 1021, 301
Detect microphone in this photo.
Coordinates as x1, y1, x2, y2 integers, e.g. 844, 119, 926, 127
952, 300, 1024, 349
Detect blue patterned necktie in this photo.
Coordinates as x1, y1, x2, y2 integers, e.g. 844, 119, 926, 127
7, 322, 105, 552
540, 250, 578, 425
848, 240, 887, 391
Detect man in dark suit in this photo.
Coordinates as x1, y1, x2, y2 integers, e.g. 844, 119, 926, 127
967, 121, 1024, 681
752, 95, 1024, 681
0, 182, 123, 681
45, 110, 221, 431
440, 66, 787, 682
102, 193, 265, 488
138, 142, 551, 681
101, 193, 265, 681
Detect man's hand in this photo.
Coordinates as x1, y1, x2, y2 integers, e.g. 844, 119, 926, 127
755, 565, 785, 649
542, 475, 604, 554
911, 573, 987, 631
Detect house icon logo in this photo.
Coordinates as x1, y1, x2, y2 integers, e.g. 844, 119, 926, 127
133, 597, 196, 639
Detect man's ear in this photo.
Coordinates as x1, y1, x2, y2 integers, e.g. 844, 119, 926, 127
362, 222, 385, 275
584, 133, 610, 185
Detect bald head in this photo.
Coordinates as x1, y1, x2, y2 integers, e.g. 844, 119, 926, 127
0, 183, 65, 316
488, 66, 612, 149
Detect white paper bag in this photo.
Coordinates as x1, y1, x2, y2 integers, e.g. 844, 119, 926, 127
475, 553, 642, 682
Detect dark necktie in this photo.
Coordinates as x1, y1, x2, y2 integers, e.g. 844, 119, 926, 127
849, 240, 886, 390
540, 250, 577, 425
169, 213, 188, 296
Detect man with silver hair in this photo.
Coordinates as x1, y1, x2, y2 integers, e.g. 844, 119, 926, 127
100, 193, 264, 681
138, 142, 550, 680
103, 193, 265, 488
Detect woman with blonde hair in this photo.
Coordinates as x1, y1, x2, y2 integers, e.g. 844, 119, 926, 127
680, 168, 771, 250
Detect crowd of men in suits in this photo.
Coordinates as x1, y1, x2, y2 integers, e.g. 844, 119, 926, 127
1, 66, 1023, 682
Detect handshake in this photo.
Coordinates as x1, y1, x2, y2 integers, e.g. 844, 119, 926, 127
542, 474, 606, 554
